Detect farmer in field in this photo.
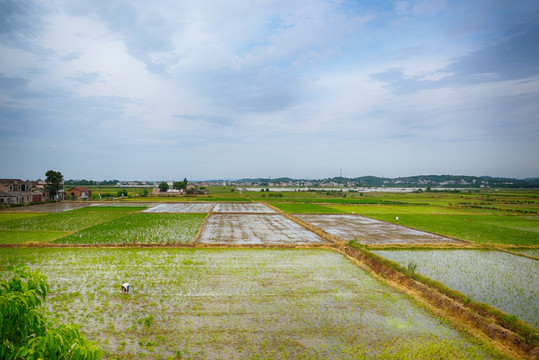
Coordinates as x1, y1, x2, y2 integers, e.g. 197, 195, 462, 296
121, 282, 130, 294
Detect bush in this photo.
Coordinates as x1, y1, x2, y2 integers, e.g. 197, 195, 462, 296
0, 264, 102, 359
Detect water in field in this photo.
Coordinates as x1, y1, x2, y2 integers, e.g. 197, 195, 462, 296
374, 249, 539, 328
0, 202, 90, 212
0, 248, 505, 359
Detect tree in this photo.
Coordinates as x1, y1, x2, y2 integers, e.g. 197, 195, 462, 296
0, 264, 102, 359
158, 182, 169, 192
173, 181, 185, 190
45, 170, 64, 201
173, 178, 188, 191
117, 189, 128, 197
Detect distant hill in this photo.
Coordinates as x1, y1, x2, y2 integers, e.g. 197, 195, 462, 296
234, 175, 538, 188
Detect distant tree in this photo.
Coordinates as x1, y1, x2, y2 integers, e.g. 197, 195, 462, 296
158, 182, 169, 192
141, 189, 149, 197
117, 189, 128, 197
0, 264, 102, 359
173, 182, 185, 190
45, 170, 63, 200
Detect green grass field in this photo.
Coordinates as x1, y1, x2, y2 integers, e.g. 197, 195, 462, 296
0, 212, 46, 223
366, 214, 538, 245
0, 212, 127, 232
56, 213, 206, 244
332, 204, 482, 215
0, 230, 68, 244
269, 202, 347, 214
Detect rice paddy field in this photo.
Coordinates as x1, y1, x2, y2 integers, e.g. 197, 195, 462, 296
0, 248, 507, 360
197, 214, 325, 245
373, 249, 539, 329
213, 203, 277, 213
143, 203, 214, 213
0, 193, 537, 359
56, 213, 206, 245
330, 206, 538, 246
295, 214, 465, 245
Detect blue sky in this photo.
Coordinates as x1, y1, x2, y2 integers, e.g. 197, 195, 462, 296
1, 0, 538, 180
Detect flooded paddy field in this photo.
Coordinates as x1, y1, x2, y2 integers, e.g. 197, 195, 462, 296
0, 202, 91, 212
143, 203, 214, 213
0, 248, 504, 360
197, 214, 325, 245
213, 202, 277, 213
374, 249, 539, 329
296, 214, 465, 245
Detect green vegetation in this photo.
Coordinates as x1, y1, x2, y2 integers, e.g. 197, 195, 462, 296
0, 264, 102, 359
269, 202, 346, 214
333, 204, 483, 215
0, 212, 127, 233
0, 248, 507, 359
365, 214, 538, 245
349, 241, 539, 346
0, 231, 68, 244
56, 213, 206, 244
374, 249, 539, 328
0, 213, 46, 223
45, 169, 64, 200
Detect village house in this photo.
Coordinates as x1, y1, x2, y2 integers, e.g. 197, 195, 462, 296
67, 187, 92, 200
0, 179, 39, 205
33, 180, 65, 201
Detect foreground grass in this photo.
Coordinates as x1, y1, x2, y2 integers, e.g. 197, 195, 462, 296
56, 213, 206, 244
0, 248, 507, 360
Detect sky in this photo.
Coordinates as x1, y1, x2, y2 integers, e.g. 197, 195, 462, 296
1, 0, 538, 181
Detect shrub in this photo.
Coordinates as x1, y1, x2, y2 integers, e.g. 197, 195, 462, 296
0, 264, 102, 359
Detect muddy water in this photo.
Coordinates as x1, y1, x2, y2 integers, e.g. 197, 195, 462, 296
1, 202, 90, 212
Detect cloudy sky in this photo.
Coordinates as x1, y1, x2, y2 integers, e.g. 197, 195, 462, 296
1, 0, 538, 181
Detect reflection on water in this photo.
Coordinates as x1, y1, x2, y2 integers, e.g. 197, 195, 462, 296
0, 202, 90, 212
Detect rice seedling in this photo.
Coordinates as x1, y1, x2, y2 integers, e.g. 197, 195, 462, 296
0, 247, 507, 359
374, 249, 539, 328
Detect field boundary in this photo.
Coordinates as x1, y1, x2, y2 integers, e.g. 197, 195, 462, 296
191, 204, 215, 244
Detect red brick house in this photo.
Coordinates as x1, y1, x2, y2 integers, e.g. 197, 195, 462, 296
67, 187, 92, 200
